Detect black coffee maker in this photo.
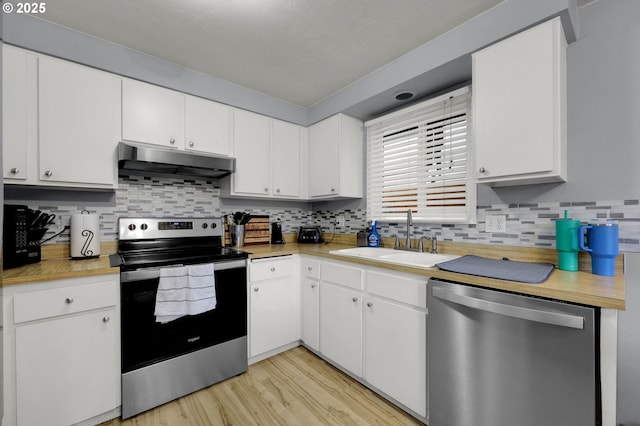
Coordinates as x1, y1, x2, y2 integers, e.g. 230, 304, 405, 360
270, 220, 285, 244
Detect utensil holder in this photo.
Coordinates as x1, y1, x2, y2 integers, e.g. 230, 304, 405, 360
229, 224, 245, 249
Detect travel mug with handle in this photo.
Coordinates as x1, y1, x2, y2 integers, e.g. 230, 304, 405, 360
578, 219, 619, 276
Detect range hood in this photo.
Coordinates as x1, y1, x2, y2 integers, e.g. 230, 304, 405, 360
118, 142, 235, 179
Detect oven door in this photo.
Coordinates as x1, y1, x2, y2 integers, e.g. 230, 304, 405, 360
120, 259, 247, 373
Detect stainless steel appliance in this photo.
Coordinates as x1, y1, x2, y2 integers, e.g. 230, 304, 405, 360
427, 279, 598, 426
118, 142, 236, 179
297, 226, 322, 243
115, 217, 249, 419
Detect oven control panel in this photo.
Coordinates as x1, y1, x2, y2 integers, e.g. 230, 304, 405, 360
119, 217, 222, 240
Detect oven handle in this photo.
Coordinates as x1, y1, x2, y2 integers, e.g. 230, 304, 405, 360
121, 259, 247, 283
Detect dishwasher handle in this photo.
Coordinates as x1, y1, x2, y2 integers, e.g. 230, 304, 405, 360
431, 285, 585, 330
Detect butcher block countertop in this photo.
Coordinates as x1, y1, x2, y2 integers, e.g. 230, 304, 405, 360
2, 237, 625, 310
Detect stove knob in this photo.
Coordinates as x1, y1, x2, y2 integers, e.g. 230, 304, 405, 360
211, 222, 217, 229
140, 223, 148, 231
128, 224, 136, 231
202, 223, 208, 229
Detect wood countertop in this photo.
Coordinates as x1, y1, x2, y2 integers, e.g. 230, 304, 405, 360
245, 241, 625, 310
2, 239, 625, 310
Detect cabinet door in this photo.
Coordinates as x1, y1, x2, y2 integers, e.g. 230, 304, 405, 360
271, 119, 301, 198
2, 45, 31, 181
473, 18, 566, 185
365, 296, 427, 417
185, 95, 232, 155
308, 115, 340, 197
38, 56, 120, 186
301, 276, 319, 351
319, 282, 362, 376
15, 308, 119, 426
232, 109, 271, 196
122, 78, 185, 148
250, 277, 296, 357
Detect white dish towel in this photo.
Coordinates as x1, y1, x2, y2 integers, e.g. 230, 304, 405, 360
154, 263, 217, 324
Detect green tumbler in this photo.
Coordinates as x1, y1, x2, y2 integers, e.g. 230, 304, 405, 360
556, 217, 581, 271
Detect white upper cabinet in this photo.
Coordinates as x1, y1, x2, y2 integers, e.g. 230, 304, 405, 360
122, 78, 185, 149
185, 94, 232, 156
38, 56, 121, 187
308, 113, 363, 198
231, 108, 271, 196
224, 109, 306, 200
473, 17, 567, 186
122, 79, 233, 157
271, 119, 302, 198
2, 45, 32, 182
2, 46, 120, 189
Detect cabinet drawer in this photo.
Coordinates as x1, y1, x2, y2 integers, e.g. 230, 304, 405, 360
321, 261, 363, 291
301, 257, 320, 279
367, 270, 427, 309
14, 281, 117, 324
250, 256, 293, 282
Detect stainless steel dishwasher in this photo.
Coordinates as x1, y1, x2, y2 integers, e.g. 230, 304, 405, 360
427, 279, 599, 426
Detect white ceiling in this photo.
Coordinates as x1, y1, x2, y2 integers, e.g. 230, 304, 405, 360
37, 0, 510, 108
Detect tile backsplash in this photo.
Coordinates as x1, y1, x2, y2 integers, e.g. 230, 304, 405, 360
9, 175, 640, 253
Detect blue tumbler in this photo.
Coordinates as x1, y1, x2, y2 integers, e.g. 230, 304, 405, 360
578, 220, 619, 276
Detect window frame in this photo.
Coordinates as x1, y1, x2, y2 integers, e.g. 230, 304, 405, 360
365, 86, 476, 224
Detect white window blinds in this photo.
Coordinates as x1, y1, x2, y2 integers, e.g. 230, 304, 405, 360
366, 86, 476, 224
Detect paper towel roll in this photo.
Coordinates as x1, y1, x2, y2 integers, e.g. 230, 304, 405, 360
71, 212, 101, 259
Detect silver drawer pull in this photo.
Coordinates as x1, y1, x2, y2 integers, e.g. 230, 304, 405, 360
307, 266, 313, 271
102, 316, 110, 323
311, 284, 317, 289
170, 138, 176, 144
254, 287, 259, 292
352, 297, 358, 303
44, 170, 53, 177
65, 297, 74, 304
10, 167, 20, 174
367, 302, 373, 307
270, 267, 276, 272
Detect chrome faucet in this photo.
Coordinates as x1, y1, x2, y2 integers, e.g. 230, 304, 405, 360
405, 209, 412, 249
418, 235, 438, 254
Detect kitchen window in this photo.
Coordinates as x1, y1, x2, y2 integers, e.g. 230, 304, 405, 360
365, 86, 476, 224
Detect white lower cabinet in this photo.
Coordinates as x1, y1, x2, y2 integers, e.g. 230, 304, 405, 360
249, 256, 300, 359
300, 257, 320, 351
310, 259, 428, 421
364, 270, 428, 418
3, 275, 120, 426
320, 281, 363, 376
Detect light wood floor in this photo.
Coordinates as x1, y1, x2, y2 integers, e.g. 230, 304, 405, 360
100, 346, 424, 425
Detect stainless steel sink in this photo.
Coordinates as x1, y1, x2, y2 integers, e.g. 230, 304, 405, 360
329, 247, 458, 268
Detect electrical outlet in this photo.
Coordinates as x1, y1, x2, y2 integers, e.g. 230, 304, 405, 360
485, 214, 507, 233
336, 214, 345, 228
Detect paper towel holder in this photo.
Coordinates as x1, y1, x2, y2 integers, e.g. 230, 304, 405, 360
71, 210, 101, 259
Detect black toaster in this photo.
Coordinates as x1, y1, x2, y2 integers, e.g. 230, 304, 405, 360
297, 226, 322, 243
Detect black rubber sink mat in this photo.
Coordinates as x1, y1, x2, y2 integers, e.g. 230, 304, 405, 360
435, 255, 555, 284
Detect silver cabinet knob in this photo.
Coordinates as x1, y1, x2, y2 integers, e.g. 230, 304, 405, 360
10, 167, 20, 174
307, 266, 313, 271
65, 297, 74, 304
479, 167, 486, 173
352, 297, 358, 303
189, 141, 194, 147
253, 287, 259, 292
102, 316, 110, 323
276, 188, 281, 193
270, 267, 276, 272
170, 138, 176, 144
44, 170, 53, 177
331, 187, 336, 192
264, 187, 269, 192
367, 302, 373, 307
311, 284, 316, 289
